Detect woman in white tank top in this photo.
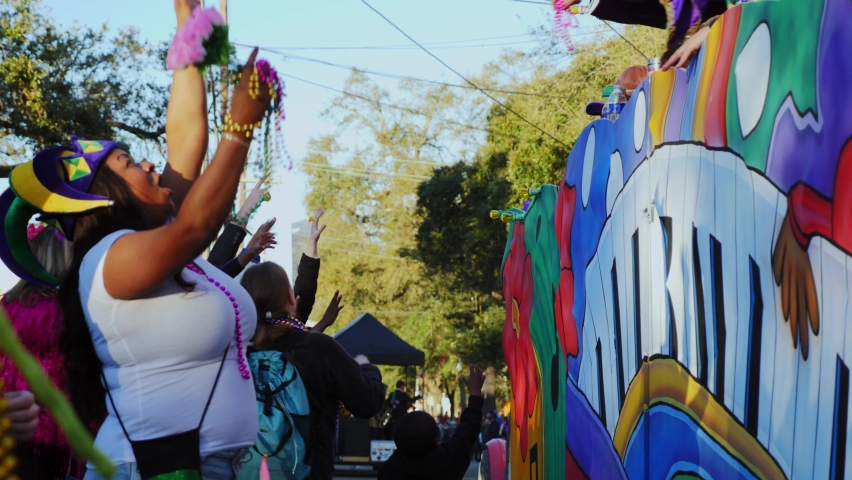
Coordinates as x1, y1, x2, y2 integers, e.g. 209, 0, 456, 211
0, 2, 275, 477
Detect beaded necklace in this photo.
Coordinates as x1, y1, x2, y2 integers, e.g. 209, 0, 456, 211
228, 59, 292, 227
266, 315, 307, 331
185, 263, 250, 379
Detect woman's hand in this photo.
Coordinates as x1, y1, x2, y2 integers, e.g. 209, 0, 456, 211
662, 26, 711, 71
462, 365, 486, 398
773, 213, 820, 360
307, 207, 326, 259
230, 49, 273, 128
238, 220, 277, 266
5, 391, 39, 442
313, 290, 344, 333
235, 178, 267, 224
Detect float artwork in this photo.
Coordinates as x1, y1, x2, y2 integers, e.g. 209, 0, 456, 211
499, 0, 852, 477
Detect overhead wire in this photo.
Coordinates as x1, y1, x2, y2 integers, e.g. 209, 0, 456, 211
246, 33, 532, 50
234, 35, 601, 100
302, 161, 431, 181
278, 72, 495, 136
601, 21, 649, 59
249, 40, 537, 51
360, 0, 571, 149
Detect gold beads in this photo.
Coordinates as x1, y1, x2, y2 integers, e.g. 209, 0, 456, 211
248, 68, 260, 100
0, 377, 18, 480
222, 113, 261, 139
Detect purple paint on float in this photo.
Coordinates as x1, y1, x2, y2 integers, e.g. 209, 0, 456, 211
523, 201, 530, 211
665, 70, 690, 143
565, 376, 628, 480
765, 0, 852, 198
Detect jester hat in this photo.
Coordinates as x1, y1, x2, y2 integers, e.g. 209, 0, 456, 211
0, 136, 118, 285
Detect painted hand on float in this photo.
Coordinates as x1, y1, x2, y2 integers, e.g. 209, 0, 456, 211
772, 213, 819, 360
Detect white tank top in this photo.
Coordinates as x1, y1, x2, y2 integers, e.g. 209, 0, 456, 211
79, 230, 258, 464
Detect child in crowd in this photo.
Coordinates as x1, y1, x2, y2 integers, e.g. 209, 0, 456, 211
378, 365, 485, 480
240, 261, 385, 479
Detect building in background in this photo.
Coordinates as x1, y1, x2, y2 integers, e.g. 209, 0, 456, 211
291, 219, 311, 276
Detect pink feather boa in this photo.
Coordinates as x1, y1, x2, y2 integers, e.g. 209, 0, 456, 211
167, 7, 225, 70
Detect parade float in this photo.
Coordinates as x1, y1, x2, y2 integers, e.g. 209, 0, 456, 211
496, 0, 852, 477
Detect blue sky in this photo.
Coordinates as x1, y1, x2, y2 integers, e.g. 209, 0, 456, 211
0, 0, 607, 290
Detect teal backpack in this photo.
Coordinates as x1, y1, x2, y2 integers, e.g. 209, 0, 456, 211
238, 347, 312, 480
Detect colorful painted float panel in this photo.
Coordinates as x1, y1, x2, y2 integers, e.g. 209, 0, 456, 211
500, 0, 852, 477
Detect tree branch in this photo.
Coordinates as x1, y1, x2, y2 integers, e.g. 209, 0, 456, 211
106, 120, 164, 141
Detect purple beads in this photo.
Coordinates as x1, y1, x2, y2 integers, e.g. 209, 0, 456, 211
186, 263, 250, 380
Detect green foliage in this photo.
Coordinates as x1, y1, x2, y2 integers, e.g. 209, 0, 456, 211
408, 152, 511, 300
486, 26, 668, 204
0, 0, 168, 161
301, 24, 670, 411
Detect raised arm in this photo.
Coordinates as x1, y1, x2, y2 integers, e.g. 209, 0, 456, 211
159, 0, 209, 212
104, 49, 271, 299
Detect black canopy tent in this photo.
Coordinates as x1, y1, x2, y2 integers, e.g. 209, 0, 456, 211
333, 313, 425, 367
333, 313, 424, 464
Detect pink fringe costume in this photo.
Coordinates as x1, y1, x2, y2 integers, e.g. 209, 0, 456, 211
0, 295, 86, 479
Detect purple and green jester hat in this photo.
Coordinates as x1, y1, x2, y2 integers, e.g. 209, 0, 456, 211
0, 136, 119, 285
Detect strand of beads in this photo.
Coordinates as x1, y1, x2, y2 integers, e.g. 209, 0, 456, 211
266, 316, 306, 330
0, 375, 18, 479
553, 0, 578, 51
222, 113, 262, 139
186, 263, 250, 379
248, 67, 260, 99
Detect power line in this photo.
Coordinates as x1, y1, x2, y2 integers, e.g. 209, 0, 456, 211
237, 45, 594, 100
279, 72, 495, 136
360, 0, 570, 149
302, 161, 431, 181
322, 246, 408, 261
509, 0, 551, 4
236, 39, 538, 52
245, 33, 532, 50
601, 21, 648, 60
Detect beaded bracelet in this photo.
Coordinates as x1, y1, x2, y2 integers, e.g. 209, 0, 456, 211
222, 113, 262, 138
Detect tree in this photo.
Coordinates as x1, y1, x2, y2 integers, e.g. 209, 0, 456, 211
485, 26, 668, 204
0, 0, 169, 161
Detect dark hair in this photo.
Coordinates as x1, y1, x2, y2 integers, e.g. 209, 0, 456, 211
393, 411, 439, 458
58, 165, 192, 427
239, 262, 295, 351
396, 380, 406, 388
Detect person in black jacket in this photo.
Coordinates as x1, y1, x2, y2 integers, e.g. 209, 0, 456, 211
206, 178, 269, 269
379, 366, 485, 480
241, 261, 386, 480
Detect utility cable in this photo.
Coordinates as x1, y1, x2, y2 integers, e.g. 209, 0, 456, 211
601, 21, 648, 60
279, 72, 497, 136
360, 0, 571, 149
234, 42, 597, 100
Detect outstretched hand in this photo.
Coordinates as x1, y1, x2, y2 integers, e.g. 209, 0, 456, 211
307, 207, 327, 258
773, 213, 819, 360
313, 290, 344, 333
236, 178, 267, 223
231, 48, 272, 127
462, 365, 485, 398
662, 26, 710, 71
